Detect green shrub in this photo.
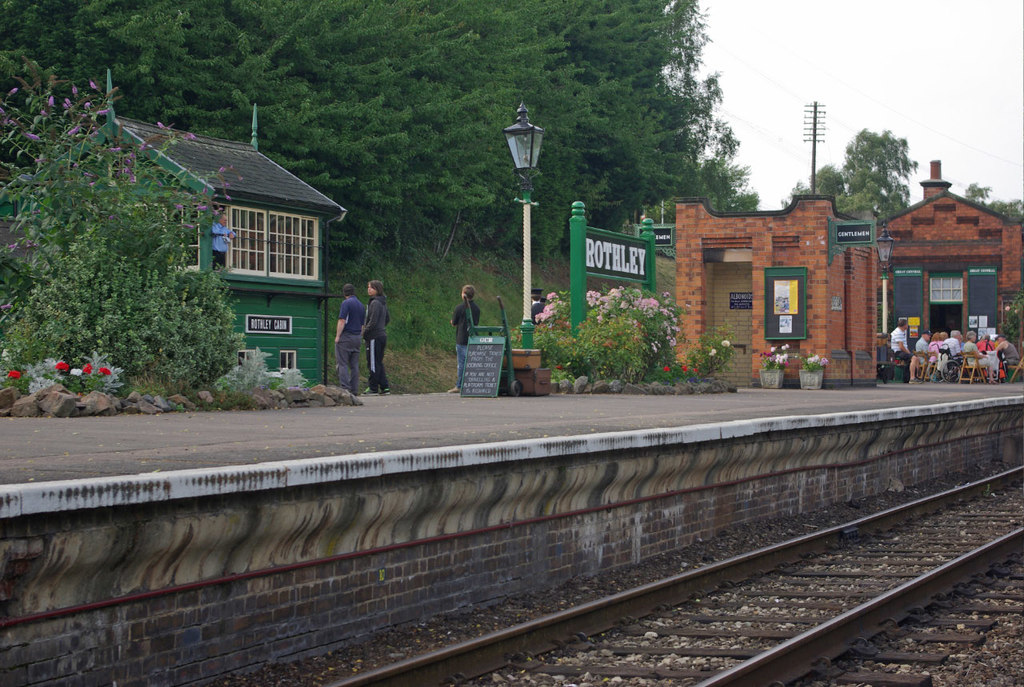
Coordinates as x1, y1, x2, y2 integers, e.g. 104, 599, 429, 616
0, 63, 240, 387
682, 326, 735, 378
535, 287, 682, 383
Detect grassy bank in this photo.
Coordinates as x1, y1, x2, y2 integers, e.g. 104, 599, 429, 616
329, 249, 677, 394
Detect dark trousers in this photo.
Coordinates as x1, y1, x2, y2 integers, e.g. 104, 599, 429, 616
365, 335, 389, 392
335, 332, 362, 393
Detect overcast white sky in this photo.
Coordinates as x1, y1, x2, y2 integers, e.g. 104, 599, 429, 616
699, 0, 1023, 210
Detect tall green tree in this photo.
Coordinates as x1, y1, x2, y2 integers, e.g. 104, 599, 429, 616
790, 129, 917, 217
1, 0, 740, 260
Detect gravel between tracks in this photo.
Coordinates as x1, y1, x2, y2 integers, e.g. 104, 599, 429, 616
211, 461, 1019, 687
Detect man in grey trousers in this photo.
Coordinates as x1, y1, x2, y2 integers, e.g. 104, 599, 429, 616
334, 283, 365, 394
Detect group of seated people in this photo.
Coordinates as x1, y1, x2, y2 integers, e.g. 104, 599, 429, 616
888, 317, 1021, 383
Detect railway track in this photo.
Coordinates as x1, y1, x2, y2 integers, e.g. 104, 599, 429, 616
329, 467, 1022, 687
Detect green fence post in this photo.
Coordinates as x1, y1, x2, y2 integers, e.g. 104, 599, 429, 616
569, 201, 587, 333
640, 216, 656, 293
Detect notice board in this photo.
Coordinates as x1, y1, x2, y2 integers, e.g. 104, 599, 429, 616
893, 268, 923, 333
968, 267, 998, 338
461, 336, 505, 397
763, 267, 807, 339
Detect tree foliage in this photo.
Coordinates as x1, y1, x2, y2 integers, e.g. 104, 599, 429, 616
791, 129, 917, 217
1, 0, 744, 261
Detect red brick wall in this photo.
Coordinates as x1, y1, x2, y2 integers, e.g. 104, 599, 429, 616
886, 192, 1023, 310
675, 198, 877, 386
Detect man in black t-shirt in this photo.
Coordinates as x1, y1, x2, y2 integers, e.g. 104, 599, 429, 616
450, 285, 481, 393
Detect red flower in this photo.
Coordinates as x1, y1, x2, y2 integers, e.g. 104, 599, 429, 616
83, 364, 93, 375
663, 366, 671, 372
6, 370, 21, 379
55, 361, 70, 372
99, 367, 112, 375
682, 365, 688, 372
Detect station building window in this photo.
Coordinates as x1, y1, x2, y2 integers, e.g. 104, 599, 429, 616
237, 349, 258, 366
279, 350, 297, 370
929, 275, 963, 303
228, 207, 318, 280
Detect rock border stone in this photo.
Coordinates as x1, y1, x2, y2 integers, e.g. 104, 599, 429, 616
0, 383, 362, 418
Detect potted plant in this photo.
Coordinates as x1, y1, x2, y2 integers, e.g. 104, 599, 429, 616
759, 344, 791, 388
798, 354, 829, 389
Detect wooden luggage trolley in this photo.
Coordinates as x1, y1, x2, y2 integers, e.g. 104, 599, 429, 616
461, 296, 522, 397
461, 297, 551, 397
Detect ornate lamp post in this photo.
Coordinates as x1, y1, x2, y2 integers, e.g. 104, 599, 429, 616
503, 103, 544, 349
875, 224, 896, 333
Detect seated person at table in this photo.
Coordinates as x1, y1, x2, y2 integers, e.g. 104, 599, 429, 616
890, 318, 912, 382
928, 332, 948, 378
945, 330, 963, 357
908, 329, 932, 383
995, 333, 1020, 370
963, 331, 997, 382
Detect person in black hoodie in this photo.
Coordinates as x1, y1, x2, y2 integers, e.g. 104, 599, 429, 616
362, 279, 391, 394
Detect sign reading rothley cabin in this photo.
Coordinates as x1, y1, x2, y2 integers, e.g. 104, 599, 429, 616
245, 314, 293, 335
585, 232, 649, 281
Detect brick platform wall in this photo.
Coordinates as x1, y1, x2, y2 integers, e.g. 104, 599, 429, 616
1, 403, 1021, 685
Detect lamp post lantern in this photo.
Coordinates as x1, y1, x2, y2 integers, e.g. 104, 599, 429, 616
503, 102, 544, 349
875, 224, 895, 333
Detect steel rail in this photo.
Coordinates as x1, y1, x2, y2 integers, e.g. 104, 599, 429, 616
694, 527, 1023, 686
326, 466, 1021, 687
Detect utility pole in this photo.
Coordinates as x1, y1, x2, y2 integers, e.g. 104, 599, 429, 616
803, 102, 825, 193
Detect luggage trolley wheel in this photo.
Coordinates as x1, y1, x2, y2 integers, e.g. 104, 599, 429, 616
509, 379, 523, 397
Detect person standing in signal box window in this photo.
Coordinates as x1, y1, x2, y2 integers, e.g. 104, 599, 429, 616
450, 284, 481, 393
334, 283, 365, 395
363, 280, 390, 395
211, 209, 235, 269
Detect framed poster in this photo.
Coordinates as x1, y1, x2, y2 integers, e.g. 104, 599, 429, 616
764, 267, 807, 339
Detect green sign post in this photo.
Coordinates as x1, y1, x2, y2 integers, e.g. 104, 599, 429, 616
569, 201, 655, 331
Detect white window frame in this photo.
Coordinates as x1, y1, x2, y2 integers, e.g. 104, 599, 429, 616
226, 206, 318, 280
237, 349, 258, 366
279, 350, 297, 370
929, 276, 963, 303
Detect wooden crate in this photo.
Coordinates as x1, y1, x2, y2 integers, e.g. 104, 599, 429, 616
510, 348, 542, 370
515, 368, 551, 396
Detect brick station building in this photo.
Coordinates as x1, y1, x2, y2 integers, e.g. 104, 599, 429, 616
674, 161, 1023, 389
882, 160, 1022, 343
674, 195, 877, 389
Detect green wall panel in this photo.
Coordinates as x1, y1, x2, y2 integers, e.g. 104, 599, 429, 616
231, 293, 324, 383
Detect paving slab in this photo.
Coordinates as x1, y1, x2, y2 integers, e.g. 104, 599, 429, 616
0, 384, 1019, 485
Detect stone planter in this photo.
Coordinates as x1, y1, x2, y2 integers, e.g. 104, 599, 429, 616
799, 369, 823, 390
759, 368, 784, 389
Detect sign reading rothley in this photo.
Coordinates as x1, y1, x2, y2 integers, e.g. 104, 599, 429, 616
585, 231, 648, 281
245, 314, 292, 335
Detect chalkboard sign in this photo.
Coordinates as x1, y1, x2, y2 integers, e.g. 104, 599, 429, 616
461, 336, 505, 397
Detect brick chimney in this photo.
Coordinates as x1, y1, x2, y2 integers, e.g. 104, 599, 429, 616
921, 159, 952, 200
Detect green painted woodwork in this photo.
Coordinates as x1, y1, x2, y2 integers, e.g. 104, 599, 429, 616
231, 292, 324, 383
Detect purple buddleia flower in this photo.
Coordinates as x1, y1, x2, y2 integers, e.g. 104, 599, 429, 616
23, 132, 40, 140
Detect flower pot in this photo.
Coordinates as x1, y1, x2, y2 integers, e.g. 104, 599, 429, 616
759, 368, 784, 389
799, 369, 823, 390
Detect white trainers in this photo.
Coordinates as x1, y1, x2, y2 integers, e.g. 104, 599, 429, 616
447, 387, 460, 393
